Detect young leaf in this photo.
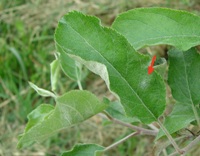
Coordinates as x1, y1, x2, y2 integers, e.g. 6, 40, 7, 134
112, 8, 200, 50
17, 90, 107, 148
57, 44, 80, 81
61, 144, 104, 156
156, 103, 197, 139
28, 82, 56, 98
24, 104, 54, 133
55, 11, 166, 124
50, 59, 60, 92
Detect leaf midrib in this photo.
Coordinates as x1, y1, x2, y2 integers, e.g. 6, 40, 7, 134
114, 11, 200, 48
117, 18, 200, 43
182, 53, 195, 106
134, 35, 200, 44
57, 21, 157, 119
59, 102, 85, 121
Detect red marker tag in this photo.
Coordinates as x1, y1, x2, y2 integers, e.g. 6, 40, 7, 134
148, 55, 156, 75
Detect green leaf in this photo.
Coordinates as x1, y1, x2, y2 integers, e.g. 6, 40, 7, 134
24, 104, 54, 133
112, 8, 200, 50
157, 48, 200, 139
50, 59, 60, 92
28, 82, 56, 98
156, 103, 197, 139
61, 144, 104, 156
57, 44, 80, 81
105, 100, 140, 123
164, 48, 200, 135
18, 90, 107, 148
168, 48, 200, 106
55, 11, 166, 124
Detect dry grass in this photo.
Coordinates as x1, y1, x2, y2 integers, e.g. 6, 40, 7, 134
1, 0, 199, 24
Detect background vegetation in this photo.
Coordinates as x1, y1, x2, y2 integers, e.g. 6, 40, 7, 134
0, 0, 200, 156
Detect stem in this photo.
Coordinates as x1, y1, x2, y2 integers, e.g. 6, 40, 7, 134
157, 119, 183, 154
184, 134, 200, 152
101, 111, 157, 136
75, 61, 83, 90
191, 104, 200, 128
169, 135, 200, 156
103, 132, 139, 152
77, 80, 83, 90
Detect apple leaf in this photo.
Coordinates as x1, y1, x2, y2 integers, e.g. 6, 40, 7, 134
61, 144, 104, 156
157, 48, 200, 139
17, 90, 107, 148
168, 48, 200, 106
28, 82, 56, 98
112, 8, 200, 50
55, 11, 166, 124
105, 100, 140, 123
156, 103, 197, 139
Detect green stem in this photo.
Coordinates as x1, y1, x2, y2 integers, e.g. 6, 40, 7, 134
191, 104, 200, 128
157, 119, 183, 154
77, 80, 83, 90
75, 62, 83, 90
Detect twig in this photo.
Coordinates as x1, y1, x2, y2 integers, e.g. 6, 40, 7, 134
101, 111, 158, 136
169, 135, 200, 156
103, 132, 139, 152
157, 119, 183, 154
148, 123, 159, 131
184, 135, 200, 152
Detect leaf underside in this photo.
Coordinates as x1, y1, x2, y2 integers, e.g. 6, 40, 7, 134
18, 90, 107, 148
28, 82, 56, 98
55, 11, 166, 124
112, 8, 200, 50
